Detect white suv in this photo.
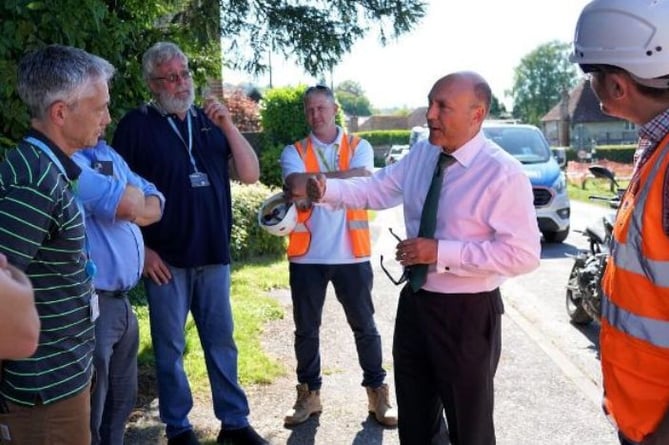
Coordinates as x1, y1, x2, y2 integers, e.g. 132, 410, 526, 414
482, 122, 570, 243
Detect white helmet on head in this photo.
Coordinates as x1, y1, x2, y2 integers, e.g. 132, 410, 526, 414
258, 192, 297, 237
570, 0, 669, 87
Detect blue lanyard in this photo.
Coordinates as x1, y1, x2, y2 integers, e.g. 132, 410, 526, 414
23, 136, 97, 278
167, 112, 200, 173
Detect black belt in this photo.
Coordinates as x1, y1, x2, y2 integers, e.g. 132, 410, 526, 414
96, 289, 128, 298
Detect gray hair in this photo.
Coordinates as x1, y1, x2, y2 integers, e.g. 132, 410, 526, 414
142, 42, 189, 83
17, 44, 115, 119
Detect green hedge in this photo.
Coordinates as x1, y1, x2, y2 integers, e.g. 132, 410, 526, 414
230, 181, 286, 261
566, 144, 636, 164
354, 130, 411, 146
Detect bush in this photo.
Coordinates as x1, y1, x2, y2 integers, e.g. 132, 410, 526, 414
259, 143, 284, 189
354, 130, 411, 146
260, 86, 311, 147
566, 144, 636, 164
223, 88, 261, 132
230, 181, 286, 261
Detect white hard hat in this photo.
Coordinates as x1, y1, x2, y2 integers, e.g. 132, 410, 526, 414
258, 192, 297, 237
570, 0, 669, 86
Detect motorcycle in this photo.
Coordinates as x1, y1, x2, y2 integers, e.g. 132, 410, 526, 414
565, 165, 624, 325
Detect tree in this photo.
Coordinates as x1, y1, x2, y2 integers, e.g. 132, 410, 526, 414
509, 40, 578, 125
335, 80, 372, 116
219, 1, 427, 77
0, 1, 426, 151
0, 0, 222, 150
489, 95, 508, 119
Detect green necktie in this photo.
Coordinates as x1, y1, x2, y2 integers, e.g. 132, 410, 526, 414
409, 152, 455, 292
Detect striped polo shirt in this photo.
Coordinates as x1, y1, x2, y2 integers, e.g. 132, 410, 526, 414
0, 130, 94, 405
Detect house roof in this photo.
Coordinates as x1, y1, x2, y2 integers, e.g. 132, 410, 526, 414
358, 115, 408, 131
541, 79, 618, 123
408, 107, 427, 128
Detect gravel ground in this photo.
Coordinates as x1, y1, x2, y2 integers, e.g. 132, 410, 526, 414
124, 208, 404, 445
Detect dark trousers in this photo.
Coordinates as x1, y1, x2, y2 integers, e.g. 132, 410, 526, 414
393, 285, 503, 445
289, 262, 386, 390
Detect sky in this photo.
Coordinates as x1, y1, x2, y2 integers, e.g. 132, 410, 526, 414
222, 0, 591, 111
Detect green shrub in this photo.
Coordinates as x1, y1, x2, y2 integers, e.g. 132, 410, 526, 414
230, 181, 286, 261
260, 86, 311, 147
259, 143, 285, 189
566, 145, 636, 163
354, 130, 411, 146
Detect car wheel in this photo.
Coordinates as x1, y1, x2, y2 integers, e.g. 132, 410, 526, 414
543, 226, 569, 243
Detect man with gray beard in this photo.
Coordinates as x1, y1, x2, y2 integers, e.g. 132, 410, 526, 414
112, 42, 266, 445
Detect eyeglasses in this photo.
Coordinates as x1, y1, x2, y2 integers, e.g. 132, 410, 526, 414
151, 70, 193, 84
379, 228, 411, 286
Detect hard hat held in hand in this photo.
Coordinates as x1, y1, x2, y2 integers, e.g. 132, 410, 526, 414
258, 192, 297, 236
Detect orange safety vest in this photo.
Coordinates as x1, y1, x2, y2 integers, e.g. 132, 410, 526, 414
600, 133, 669, 443
287, 134, 371, 258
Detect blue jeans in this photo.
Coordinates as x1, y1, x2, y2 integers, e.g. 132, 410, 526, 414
289, 262, 386, 390
90, 292, 138, 445
145, 264, 250, 439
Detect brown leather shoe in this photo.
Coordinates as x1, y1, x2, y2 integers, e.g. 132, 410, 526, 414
283, 383, 322, 426
366, 383, 398, 427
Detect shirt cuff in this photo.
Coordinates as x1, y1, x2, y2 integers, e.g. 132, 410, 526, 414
437, 239, 461, 272
321, 178, 341, 204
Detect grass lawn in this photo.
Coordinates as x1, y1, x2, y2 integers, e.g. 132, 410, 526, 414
131, 255, 289, 402
567, 176, 628, 204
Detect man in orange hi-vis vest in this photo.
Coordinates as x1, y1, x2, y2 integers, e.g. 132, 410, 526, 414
280, 85, 397, 428
571, 1, 669, 444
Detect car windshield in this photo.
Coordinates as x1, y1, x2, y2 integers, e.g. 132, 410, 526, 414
483, 126, 551, 164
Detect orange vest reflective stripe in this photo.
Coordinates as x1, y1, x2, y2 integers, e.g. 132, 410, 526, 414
600, 133, 669, 442
287, 134, 371, 258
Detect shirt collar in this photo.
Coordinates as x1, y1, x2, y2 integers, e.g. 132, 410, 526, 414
26, 128, 82, 180
446, 130, 486, 168
148, 101, 196, 119
310, 126, 342, 149
638, 108, 669, 145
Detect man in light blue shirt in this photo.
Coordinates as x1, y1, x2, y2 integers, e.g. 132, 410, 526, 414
73, 139, 164, 445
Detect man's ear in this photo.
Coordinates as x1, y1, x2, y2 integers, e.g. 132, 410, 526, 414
471, 104, 486, 125
49, 101, 68, 127
606, 72, 627, 99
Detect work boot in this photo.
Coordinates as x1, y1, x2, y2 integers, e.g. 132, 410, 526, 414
366, 383, 398, 427
283, 383, 322, 426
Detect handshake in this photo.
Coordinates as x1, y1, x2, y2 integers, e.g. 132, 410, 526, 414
283, 173, 327, 210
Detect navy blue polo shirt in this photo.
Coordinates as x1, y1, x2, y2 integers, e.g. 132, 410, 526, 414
112, 105, 232, 268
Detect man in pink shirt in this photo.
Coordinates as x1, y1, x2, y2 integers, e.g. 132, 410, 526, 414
286, 71, 541, 445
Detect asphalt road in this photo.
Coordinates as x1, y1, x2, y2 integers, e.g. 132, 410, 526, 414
125, 200, 621, 444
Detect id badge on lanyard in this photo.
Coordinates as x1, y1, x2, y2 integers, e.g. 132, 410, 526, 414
167, 113, 211, 188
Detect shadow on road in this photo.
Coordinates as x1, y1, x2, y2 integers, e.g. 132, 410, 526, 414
572, 321, 602, 359
540, 240, 581, 260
